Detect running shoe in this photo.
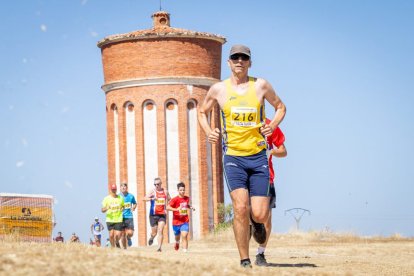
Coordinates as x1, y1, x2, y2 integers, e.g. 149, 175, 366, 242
127, 237, 132, 247
250, 215, 266, 244
240, 259, 252, 268
255, 253, 268, 266
157, 248, 162, 252
148, 236, 154, 246
174, 242, 179, 251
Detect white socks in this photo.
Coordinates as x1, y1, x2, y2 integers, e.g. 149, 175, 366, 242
257, 246, 266, 255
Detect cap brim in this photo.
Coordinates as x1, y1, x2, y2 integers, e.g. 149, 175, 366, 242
231, 52, 250, 57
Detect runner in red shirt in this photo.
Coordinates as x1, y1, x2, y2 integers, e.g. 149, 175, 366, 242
255, 118, 287, 266
167, 182, 195, 253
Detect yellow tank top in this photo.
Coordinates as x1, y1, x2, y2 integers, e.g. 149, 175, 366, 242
221, 77, 266, 156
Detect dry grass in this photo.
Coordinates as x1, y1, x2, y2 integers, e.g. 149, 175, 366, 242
1, 230, 413, 275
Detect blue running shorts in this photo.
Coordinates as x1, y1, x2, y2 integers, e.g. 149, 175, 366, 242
223, 150, 270, 196
173, 223, 189, 236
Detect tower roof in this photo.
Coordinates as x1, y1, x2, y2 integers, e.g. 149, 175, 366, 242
97, 11, 226, 48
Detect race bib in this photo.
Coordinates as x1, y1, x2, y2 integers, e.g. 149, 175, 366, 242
179, 208, 188, 215
124, 202, 131, 209
155, 198, 165, 206
231, 107, 257, 127
179, 203, 188, 215
109, 202, 120, 211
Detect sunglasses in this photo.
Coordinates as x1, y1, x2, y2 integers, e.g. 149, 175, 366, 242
230, 54, 250, 61
154, 183, 161, 186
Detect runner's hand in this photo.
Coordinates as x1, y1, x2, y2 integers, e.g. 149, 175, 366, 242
208, 128, 220, 143
260, 124, 274, 137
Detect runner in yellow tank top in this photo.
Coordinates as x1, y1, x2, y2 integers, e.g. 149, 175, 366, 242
221, 76, 266, 156
198, 44, 286, 268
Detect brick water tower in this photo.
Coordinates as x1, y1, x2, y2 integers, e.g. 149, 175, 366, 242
97, 11, 226, 246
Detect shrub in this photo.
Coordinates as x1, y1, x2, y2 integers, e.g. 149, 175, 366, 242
214, 203, 233, 233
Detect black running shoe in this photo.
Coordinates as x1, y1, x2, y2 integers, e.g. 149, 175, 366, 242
157, 248, 162, 252
148, 236, 154, 246
255, 253, 268, 266
251, 216, 266, 244
240, 259, 252, 268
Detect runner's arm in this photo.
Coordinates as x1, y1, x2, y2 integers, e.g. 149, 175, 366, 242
131, 195, 137, 211
121, 199, 125, 210
167, 198, 180, 212
198, 83, 221, 143
271, 143, 287, 158
143, 190, 155, 201
166, 205, 182, 212
188, 202, 196, 211
259, 79, 286, 136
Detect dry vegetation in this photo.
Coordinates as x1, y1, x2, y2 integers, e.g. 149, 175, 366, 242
1, 230, 413, 275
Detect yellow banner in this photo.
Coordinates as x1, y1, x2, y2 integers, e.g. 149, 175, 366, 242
0, 219, 53, 237
0, 206, 52, 220
0, 194, 54, 242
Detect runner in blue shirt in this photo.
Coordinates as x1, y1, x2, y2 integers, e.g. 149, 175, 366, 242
90, 217, 105, 247
120, 183, 137, 248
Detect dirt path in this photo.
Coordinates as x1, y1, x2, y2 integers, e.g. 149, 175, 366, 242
1, 231, 413, 275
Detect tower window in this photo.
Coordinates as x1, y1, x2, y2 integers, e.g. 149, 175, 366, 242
146, 103, 154, 110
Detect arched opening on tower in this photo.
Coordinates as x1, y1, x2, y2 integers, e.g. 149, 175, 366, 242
165, 99, 180, 243
143, 100, 159, 243
111, 104, 120, 189
187, 99, 201, 239
124, 101, 139, 246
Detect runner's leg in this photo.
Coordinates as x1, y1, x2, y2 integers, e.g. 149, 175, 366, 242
109, 229, 115, 247
157, 220, 165, 249
151, 225, 157, 238
121, 228, 127, 249
114, 229, 122, 248
127, 228, 134, 246
230, 188, 250, 260
181, 231, 189, 250
262, 211, 272, 246
250, 196, 270, 223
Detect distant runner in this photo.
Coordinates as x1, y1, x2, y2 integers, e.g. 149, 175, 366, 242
119, 183, 137, 248
143, 177, 170, 252
101, 183, 124, 248
167, 182, 195, 253
70, 232, 80, 243
54, 231, 64, 242
90, 217, 105, 247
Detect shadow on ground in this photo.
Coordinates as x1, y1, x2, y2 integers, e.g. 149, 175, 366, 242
267, 263, 318, 268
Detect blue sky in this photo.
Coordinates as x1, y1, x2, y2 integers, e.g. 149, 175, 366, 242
1, 1, 413, 242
